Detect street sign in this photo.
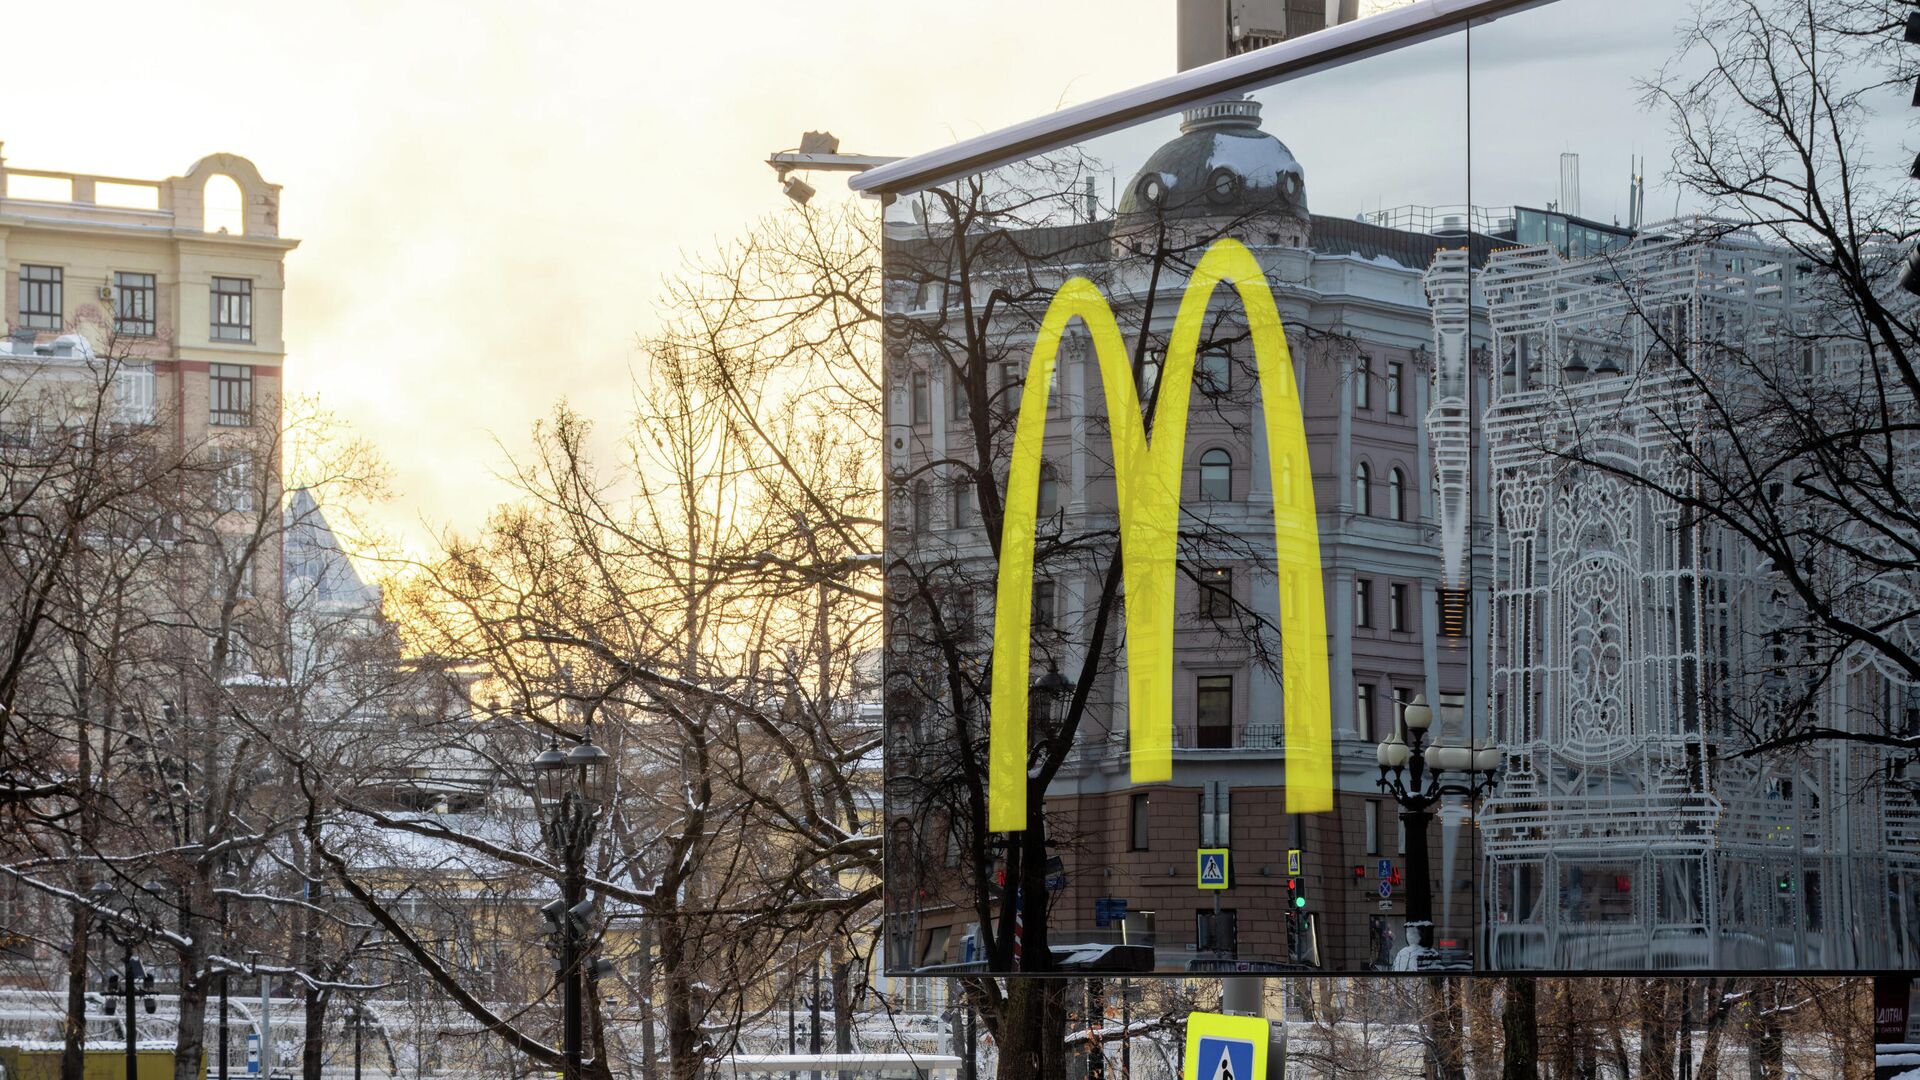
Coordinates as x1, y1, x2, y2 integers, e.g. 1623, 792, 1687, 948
1185, 1012, 1269, 1080
247, 1032, 260, 1075
1197, 848, 1230, 889
1378, 859, 1392, 878
1095, 897, 1129, 926
1045, 855, 1067, 892
1286, 848, 1301, 876
1379, 880, 1393, 899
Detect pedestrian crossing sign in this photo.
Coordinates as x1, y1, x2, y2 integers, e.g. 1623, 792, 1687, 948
1184, 1011, 1268, 1080
1197, 848, 1230, 889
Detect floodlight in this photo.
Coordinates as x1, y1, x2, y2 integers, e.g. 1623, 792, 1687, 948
783, 176, 816, 206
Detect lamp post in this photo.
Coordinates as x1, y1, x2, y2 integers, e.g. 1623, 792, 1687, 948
89, 881, 159, 1080
530, 734, 614, 1080
343, 1002, 374, 1080
1375, 694, 1498, 966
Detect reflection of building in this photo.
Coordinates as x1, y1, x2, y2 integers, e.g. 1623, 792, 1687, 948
1476, 223, 1920, 969
1176, 0, 1363, 71
884, 99, 1494, 973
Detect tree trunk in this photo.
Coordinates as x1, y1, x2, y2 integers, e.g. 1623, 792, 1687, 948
1639, 980, 1673, 1080
638, 916, 657, 1080
995, 978, 1069, 1080
301, 987, 329, 1080
173, 872, 210, 1080
659, 916, 701, 1080
1466, 977, 1498, 1080
1500, 978, 1538, 1080
60, 902, 92, 1080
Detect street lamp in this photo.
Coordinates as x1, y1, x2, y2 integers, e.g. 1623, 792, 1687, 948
343, 1001, 377, 1080
1375, 693, 1499, 967
529, 733, 615, 1080
89, 881, 159, 1080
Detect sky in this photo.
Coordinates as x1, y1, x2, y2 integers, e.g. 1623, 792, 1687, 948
20, 0, 1849, 562
6, 0, 1226, 554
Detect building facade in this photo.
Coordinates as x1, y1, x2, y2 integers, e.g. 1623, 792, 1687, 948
1475, 223, 1920, 969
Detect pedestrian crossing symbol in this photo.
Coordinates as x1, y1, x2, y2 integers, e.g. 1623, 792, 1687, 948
1184, 1012, 1268, 1080
1197, 848, 1230, 889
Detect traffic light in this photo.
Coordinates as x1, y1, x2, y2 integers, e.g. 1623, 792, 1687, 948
1287, 877, 1307, 910
1777, 874, 1794, 894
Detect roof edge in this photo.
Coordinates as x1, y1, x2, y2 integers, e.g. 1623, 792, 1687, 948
849, 0, 1546, 196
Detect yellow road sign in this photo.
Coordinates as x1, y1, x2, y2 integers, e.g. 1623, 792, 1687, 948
1185, 1011, 1269, 1080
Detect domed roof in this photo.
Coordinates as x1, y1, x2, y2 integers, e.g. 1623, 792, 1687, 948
1117, 99, 1307, 223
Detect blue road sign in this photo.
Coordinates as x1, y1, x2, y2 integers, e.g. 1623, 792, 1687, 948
1378, 859, 1392, 878
1380, 879, 1393, 899
1197, 848, 1230, 889
1195, 1035, 1256, 1080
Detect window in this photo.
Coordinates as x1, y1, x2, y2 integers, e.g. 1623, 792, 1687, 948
1037, 472, 1060, 519
113, 272, 156, 336
1355, 578, 1373, 629
1387, 361, 1404, 414
1196, 674, 1232, 748
950, 480, 971, 529
210, 277, 252, 341
1354, 356, 1371, 409
18, 265, 62, 330
208, 364, 253, 427
1356, 682, 1374, 740
220, 535, 254, 599
1390, 583, 1408, 632
1033, 579, 1057, 630
1139, 350, 1162, 402
910, 371, 930, 424
213, 450, 256, 514
1001, 363, 1023, 412
1353, 461, 1370, 515
1200, 780, 1231, 848
912, 480, 931, 532
1388, 467, 1406, 521
950, 377, 970, 422
1130, 793, 1151, 851
1394, 688, 1413, 736
1365, 800, 1380, 856
1199, 567, 1233, 619
1197, 908, 1237, 955
1197, 348, 1231, 394
1198, 448, 1231, 500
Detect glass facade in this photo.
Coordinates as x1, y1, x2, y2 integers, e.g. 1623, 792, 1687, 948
879, 0, 1917, 975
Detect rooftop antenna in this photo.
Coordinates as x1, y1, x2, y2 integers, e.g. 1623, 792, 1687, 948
1559, 152, 1582, 219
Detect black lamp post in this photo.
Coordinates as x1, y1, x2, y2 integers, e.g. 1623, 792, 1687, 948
343, 1002, 376, 1080
90, 881, 160, 1080
1374, 693, 1498, 966
217, 862, 237, 1080
531, 734, 614, 1080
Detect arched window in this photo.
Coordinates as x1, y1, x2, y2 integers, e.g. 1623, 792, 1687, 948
1353, 461, 1371, 515
1199, 448, 1232, 500
1388, 467, 1405, 521
202, 174, 245, 235
912, 480, 931, 532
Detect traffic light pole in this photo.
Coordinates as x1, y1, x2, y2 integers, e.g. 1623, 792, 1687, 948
122, 948, 138, 1080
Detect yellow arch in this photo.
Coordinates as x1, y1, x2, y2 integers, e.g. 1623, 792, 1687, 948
988, 238, 1333, 832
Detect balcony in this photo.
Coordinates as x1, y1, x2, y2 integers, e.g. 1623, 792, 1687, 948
1172, 722, 1287, 751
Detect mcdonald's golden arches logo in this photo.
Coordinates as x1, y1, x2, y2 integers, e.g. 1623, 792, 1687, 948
989, 238, 1333, 832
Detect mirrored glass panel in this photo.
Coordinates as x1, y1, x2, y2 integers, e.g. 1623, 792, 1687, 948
881, 23, 1474, 975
